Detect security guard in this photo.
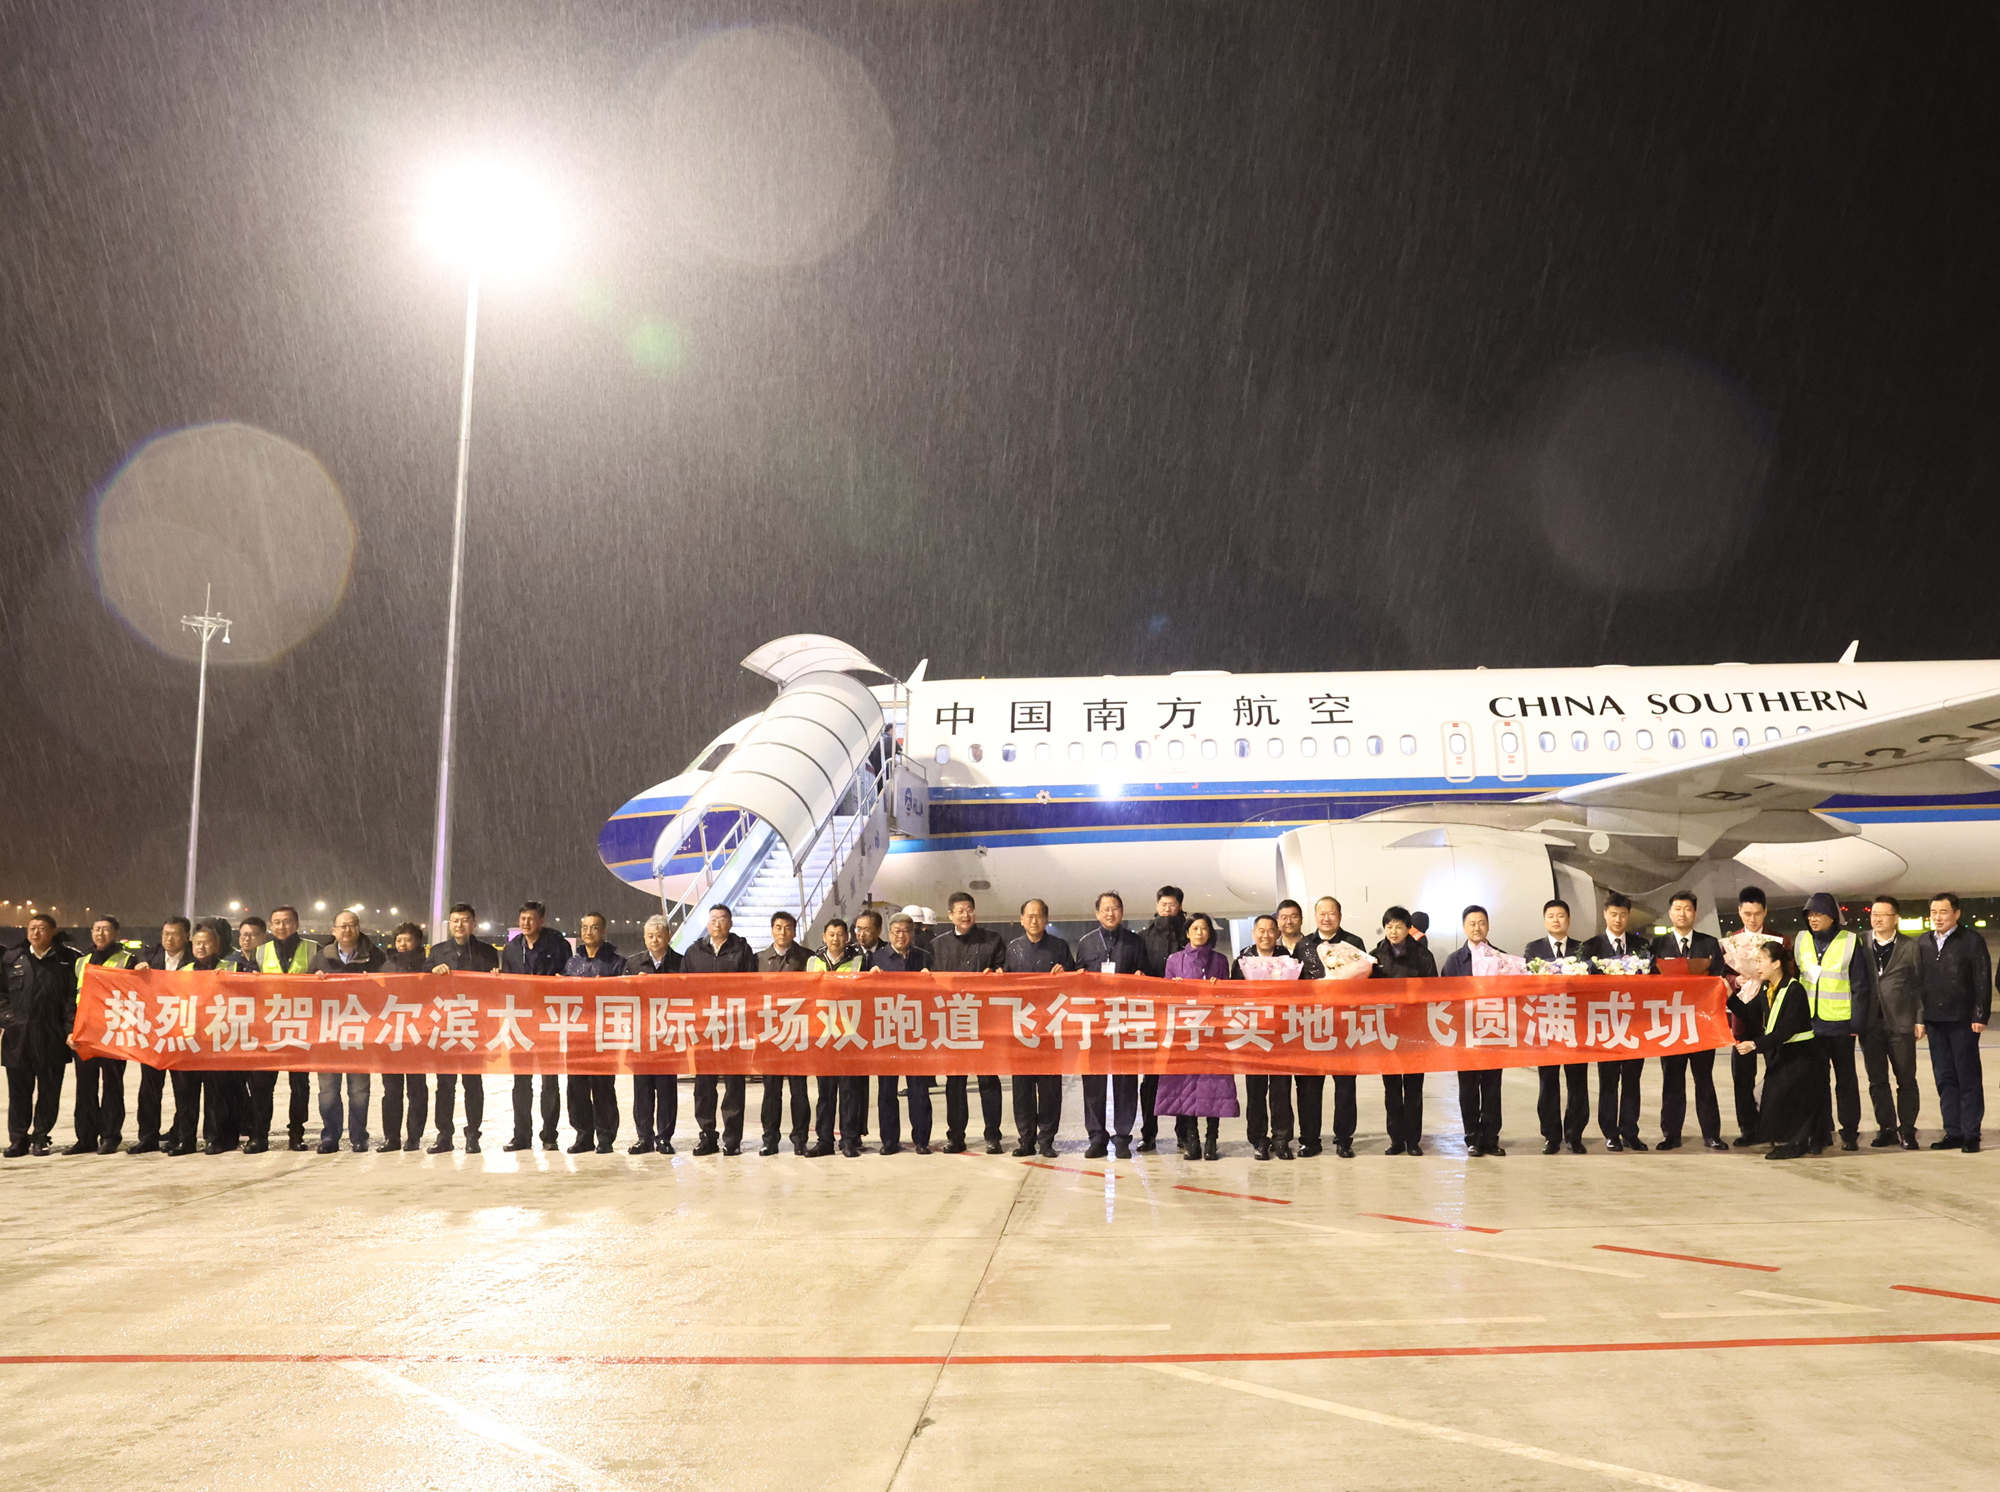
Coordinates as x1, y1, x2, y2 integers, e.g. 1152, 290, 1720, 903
248, 906, 315, 1152
1794, 892, 1875, 1152
1734, 940, 1819, 1158
805, 919, 868, 1157
68, 917, 136, 1154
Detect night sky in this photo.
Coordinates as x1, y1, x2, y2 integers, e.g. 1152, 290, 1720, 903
2, 1, 1995, 928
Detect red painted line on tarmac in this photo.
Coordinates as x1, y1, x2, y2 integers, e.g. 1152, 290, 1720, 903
1173, 1184, 1291, 1206
8, 1331, 2000, 1368
1360, 1212, 1503, 1235
1022, 1161, 1109, 1178
1594, 1245, 1779, 1273
1893, 1284, 2000, 1306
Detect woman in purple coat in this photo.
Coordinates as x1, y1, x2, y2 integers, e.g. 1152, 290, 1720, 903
1156, 914, 1240, 1160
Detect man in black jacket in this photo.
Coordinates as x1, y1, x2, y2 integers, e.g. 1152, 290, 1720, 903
132, 916, 196, 1154
756, 912, 812, 1156
1298, 896, 1367, 1157
1524, 899, 1589, 1154
312, 910, 383, 1153
3, 914, 80, 1157
561, 914, 625, 1154
1076, 890, 1149, 1159
1136, 886, 1190, 1151
1914, 891, 1990, 1151
1584, 894, 1654, 1152
377, 923, 432, 1152
69, 916, 136, 1154
1861, 896, 1923, 1149
1652, 892, 1729, 1151
682, 904, 757, 1155
922, 892, 1009, 1153
1440, 905, 1507, 1156
500, 901, 571, 1151
427, 903, 500, 1153
1006, 899, 1072, 1157
865, 912, 928, 1153
627, 914, 682, 1154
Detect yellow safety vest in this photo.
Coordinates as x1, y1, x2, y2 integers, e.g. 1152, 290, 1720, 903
1764, 980, 1815, 1044
257, 939, 315, 975
75, 948, 135, 990
1793, 930, 1855, 1023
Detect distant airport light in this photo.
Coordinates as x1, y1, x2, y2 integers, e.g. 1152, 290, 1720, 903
477, 921, 492, 933
227, 900, 241, 912
417, 156, 565, 278
313, 900, 328, 912
389, 907, 398, 916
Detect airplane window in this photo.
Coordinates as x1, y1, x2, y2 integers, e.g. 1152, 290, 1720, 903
1299, 737, 1318, 758
934, 745, 951, 765
1134, 740, 1150, 761
1333, 736, 1351, 757
1001, 743, 1017, 763
1398, 734, 1417, 756
1499, 731, 1518, 753
1166, 738, 1185, 761
1101, 740, 1118, 761
1635, 729, 1652, 750
1764, 726, 1782, 742
1603, 731, 1621, 751
1200, 738, 1218, 760
1668, 729, 1685, 749
1733, 727, 1750, 748
1796, 725, 1810, 735
1538, 732, 1555, 753
969, 744, 984, 762
1233, 738, 1251, 758
1366, 735, 1384, 756
1267, 737, 1284, 758
1034, 741, 1051, 762
1571, 731, 1588, 752
1067, 741, 1084, 762
1701, 728, 1718, 749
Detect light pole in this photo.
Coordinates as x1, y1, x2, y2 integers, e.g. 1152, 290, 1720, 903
417, 156, 562, 936
179, 583, 231, 916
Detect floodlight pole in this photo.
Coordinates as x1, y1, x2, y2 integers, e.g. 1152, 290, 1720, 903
179, 583, 232, 916
428, 269, 481, 937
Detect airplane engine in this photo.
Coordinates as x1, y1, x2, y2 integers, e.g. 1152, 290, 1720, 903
1222, 821, 1591, 956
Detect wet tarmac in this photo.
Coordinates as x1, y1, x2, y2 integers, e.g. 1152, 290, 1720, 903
4, 1058, 1998, 1489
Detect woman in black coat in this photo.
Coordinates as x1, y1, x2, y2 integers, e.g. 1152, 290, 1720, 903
1734, 940, 1817, 1159
376, 922, 431, 1153
1372, 906, 1437, 1154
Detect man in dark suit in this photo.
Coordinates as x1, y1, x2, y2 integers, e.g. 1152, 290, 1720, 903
1584, 893, 1654, 1151
1913, 891, 1990, 1151
1440, 905, 1507, 1156
1523, 898, 1589, 1154
1651, 891, 1728, 1150
1298, 896, 1368, 1157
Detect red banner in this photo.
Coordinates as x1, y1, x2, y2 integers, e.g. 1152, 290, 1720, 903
75, 966, 1730, 1076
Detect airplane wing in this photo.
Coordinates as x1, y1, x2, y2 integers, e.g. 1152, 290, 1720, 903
1534, 690, 2000, 814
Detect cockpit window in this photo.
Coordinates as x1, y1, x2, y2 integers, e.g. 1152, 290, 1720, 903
697, 743, 733, 772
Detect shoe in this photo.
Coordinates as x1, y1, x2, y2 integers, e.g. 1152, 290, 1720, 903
98, 1140, 121, 1155
805, 1141, 832, 1158
504, 1137, 530, 1152
1407, 1143, 1423, 1157
1930, 1137, 1964, 1151
403, 1138, 422, 1152
1703, 1137, 1729, 1152
1274, 1142, 1294, 1161
1385, 1140, 1405, 1156
942, 1138, 968, 1154
427, 1138, 454, 1155
1012, 1143, 1037, 1157
1253, 1142, 1273, 1161
541, 1136, 560, 1149
1335, 1141, 1355, 1159
244, 1138, 269, 1155
63, 1140, 95, 1155
792, 1138, 808, 1156
1766, 1145, 1804, 1160
1732, 1135, 1760, 1148
29, 1141, 52, 1156
1136, 1137, 1158, 1153
913, 1141, 932, 1155
1657, 1137, 1682, 1151
375, 1140, 398, 1153
1084, 1142, 1107, 1159
1542, 1140, 1561, 1155
1870, 1131, 1899, 1148
1180, 1140, 1203, 1160
129, 1139, 160, 1155
1467, 1144, 1485, 1158
1488, 1144, 1506, 1157
1566, 1140, 1587, 1155
880, 1143, 901, 1156
1038, 1141, 1057, 1159
288, 1137, 308, 1152
1605, 1138, 1625, 1153
692, 1135, 720, 1156
1966, 1139, 1983, 1153
985, 1137, 1006, 1155
658, 1141, 675, 1155
1113, 1138, 1132, 1160
315, 1141, 339, 1154
565, 1139, 592, 1154
721, 1143, 740, 1157
593, 1140, 613, 1155
840, 1140, 861, 1158
1, 1142, 26, 1158
1202, 1138, 1220, 1161
1839, 1134, 1859, 1152
202, 1141, 224, 1155
1899, 1132, 1919, 1151
629, 1139, 656, 1155
759, 1139, 779, 1157
1299, 1142, 1322, 1158
1808, 1143, 1827, 1156
1624, 1137, 1649, 1152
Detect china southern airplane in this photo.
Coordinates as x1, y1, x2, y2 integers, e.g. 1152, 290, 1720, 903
597, 634, 2000, 951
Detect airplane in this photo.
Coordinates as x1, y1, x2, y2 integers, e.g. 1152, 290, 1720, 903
598, 634, 2000, 953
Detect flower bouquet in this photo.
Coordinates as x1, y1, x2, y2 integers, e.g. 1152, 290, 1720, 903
1314, 941, 1377, 981
1590, 954, 1651, 977
1470, 945, 1528, 977
1237, 954, 1303, 981
1524, 956, 1592, 976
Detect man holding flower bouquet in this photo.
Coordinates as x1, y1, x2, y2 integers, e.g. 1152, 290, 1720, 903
1585, 893, 1655, 1151
1523, 899, 1591, 1154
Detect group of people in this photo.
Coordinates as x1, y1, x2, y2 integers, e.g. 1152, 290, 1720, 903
2, 883, 1988, 1161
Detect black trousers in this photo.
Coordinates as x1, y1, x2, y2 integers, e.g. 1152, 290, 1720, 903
631, 1074, 678, 1145
1596, 1058, 1643, 1143
1382, 1074, 1424, 1145
811, 1076, 842, 1145
824, 1076, 874, 1143
168, 1073, 202, 1151
1294, 1076, 1324, 1145
1860, 1027, 1919, 1135
135, 1065, 175, 1145
1138, 1073, 1160, 1141
1730, 1049, 1761, 1139
1011, 1075, 1062, 1146
874, 1078, 902, 1148
694, 1075, 747, 1147
909, 1075, 1004, 1146
1658, 1049, 1722, 1143
564, 1075, 618, 1147
512, 1074, 562, 1146
205, 1072, 247, 1148
1538, 1061, 1590, 1145
433, 1073, 484, 1144
1079, 1074, 1138, 1144
762, 1075, 811, 1145
7, 1061, 65, 1144
72, 1056, 127, 1146
1926, 1020, 1984, 1141
1329, 1075, 1358, 1142
245, 1071, 311, 1143
1246, 1075, 1294, 1147
380, 1074, 428, 1147
1812, 1031, 1861, 1145
1456, 1069, 1502, 1150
